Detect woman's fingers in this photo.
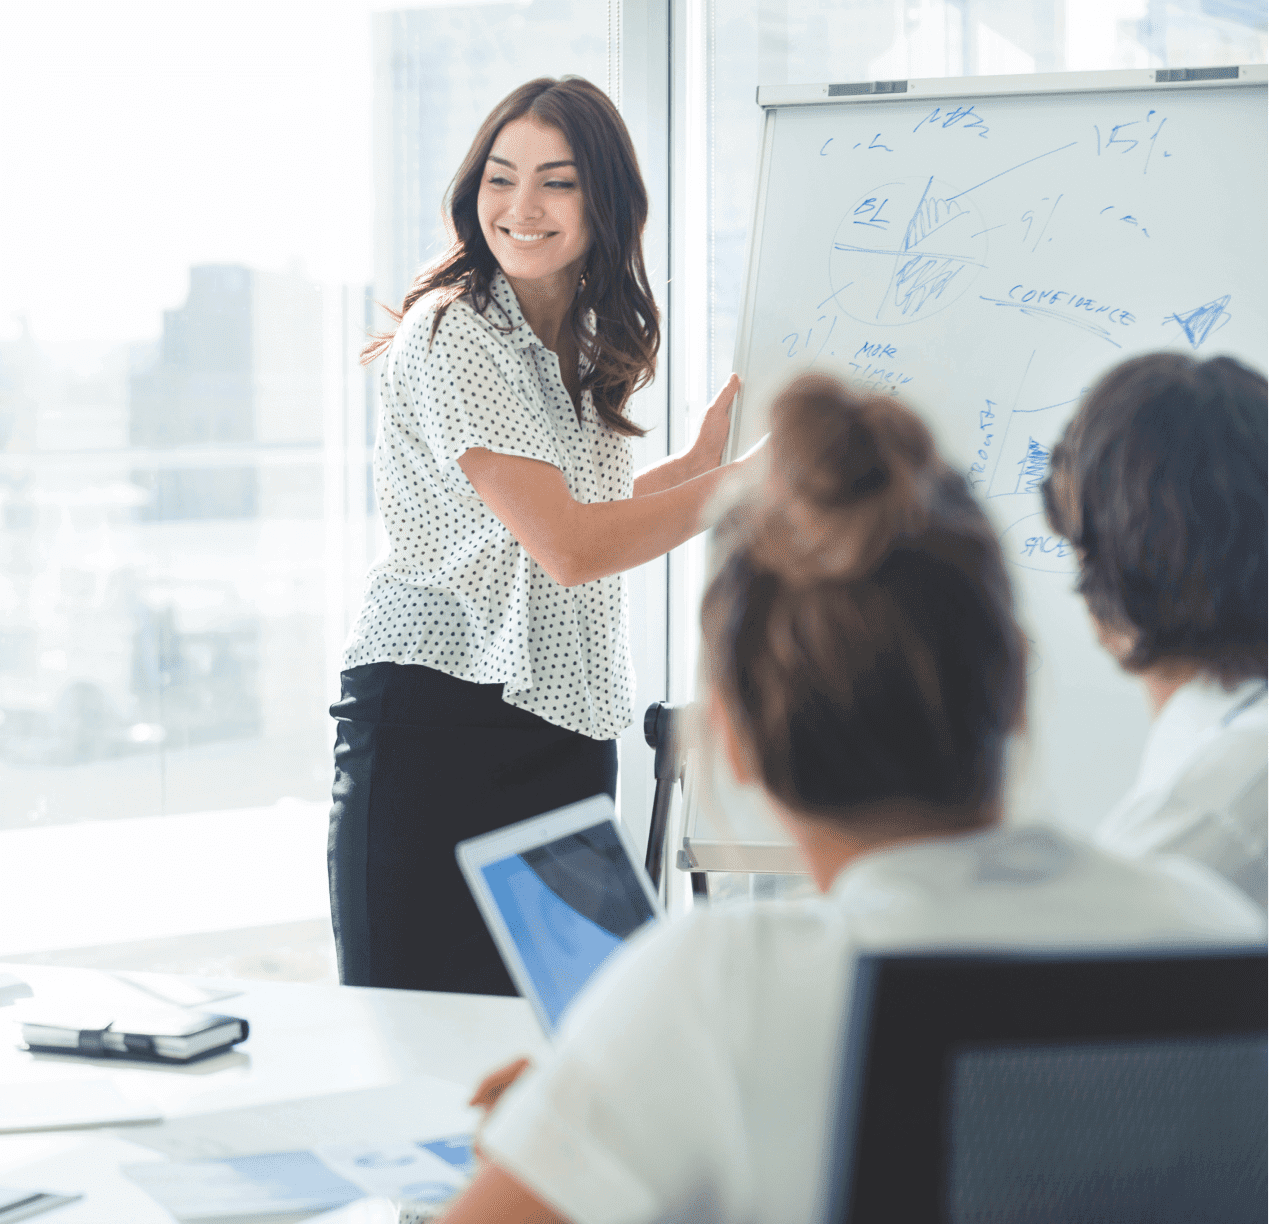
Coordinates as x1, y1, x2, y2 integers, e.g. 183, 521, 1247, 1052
703, 373, 741, 426
693, 374, 743, 472
711, 372, 741, 410
469, 1057, 533, 1110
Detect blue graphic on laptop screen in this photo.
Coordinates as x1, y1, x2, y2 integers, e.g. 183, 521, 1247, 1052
481, 821, 656, 1027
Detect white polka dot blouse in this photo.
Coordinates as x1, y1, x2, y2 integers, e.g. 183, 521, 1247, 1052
343, 270, 636, 742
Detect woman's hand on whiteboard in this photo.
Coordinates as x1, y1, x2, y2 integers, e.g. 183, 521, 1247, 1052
688, 373, 741, 476
631, 375, 740, 498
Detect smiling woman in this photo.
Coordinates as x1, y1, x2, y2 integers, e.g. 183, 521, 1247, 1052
330, 77, 761, 995
480, 123, 592, 317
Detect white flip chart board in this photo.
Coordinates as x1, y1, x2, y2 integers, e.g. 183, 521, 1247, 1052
682, 66, 1268, 874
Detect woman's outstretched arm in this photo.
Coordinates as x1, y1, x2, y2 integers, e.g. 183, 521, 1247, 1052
632, 374, 740, 497
458, 442, 754, 587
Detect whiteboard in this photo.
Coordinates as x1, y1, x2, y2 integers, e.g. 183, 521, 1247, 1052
683, 66, 1268, 874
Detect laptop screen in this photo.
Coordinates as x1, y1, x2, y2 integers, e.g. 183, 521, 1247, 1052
479, 819, 658, 1028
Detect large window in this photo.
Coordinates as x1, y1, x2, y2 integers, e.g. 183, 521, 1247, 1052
666, 0, 1266, 900
690, 0, 1267, 406
0, 1, 649, 980
670, 0, 1266, 689
2, 1, 1263, 969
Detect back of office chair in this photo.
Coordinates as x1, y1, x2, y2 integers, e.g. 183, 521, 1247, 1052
822, 947, 1268, 1224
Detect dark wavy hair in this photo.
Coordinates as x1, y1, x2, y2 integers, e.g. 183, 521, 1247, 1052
1042, 352, 1267, 685
702, 375, 1026, 831
361, 76, 658, 438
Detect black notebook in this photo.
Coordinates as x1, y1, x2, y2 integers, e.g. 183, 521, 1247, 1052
20, 1004, 248, 1063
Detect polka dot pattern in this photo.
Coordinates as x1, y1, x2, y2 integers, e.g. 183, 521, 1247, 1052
344, 271, 636, 741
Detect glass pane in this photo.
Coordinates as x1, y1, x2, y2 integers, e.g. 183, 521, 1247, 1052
0, 0, 616, 980
690, 0, 1267, 900
702, 0, 1268, 392
375, 3, 614, 315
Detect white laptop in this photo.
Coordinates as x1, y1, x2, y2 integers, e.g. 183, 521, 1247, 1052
456, 795, 664, 1034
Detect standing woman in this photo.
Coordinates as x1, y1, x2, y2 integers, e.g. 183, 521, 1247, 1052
331, 77, 756, 994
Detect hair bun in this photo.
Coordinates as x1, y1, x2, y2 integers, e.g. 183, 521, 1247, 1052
748, 374, 939, 586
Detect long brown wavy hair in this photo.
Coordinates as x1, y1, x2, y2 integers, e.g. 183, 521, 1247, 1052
361, 76, 658, 438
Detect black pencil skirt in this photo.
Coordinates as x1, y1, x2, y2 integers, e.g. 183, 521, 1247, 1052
327, 662, 618, 995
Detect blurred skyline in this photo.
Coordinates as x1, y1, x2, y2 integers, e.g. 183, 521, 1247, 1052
4, 0, 1263, 360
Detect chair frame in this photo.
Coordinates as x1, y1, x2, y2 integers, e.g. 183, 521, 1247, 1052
825, 946, 1268, 1223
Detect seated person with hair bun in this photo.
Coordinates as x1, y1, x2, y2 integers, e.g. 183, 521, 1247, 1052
437, 374, 1264, 1224
1042, 353, 1268, 909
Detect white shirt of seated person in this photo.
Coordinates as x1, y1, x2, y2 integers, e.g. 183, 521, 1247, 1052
477, 713, 1265, 1224
1096, 673, 1268, 909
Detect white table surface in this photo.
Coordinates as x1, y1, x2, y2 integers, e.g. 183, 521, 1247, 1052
0, 963, 547, 1223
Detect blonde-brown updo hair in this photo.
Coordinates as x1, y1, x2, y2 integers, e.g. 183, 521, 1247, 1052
702, 374, 1026, 832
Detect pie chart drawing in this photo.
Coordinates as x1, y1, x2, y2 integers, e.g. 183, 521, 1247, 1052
829, 175, 990, 327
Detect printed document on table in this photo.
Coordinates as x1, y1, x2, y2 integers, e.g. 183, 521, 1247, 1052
124, 1135, 473, 1220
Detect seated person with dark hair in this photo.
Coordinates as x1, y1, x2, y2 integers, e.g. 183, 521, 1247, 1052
1043, 353, 1268, 909
435, 375, 1262, 1224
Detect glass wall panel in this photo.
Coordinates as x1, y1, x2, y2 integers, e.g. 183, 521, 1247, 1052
699, 0, 1267, 396
0, 0, 628, 980
373, 3, 615, 320
679, 0, 1266, 900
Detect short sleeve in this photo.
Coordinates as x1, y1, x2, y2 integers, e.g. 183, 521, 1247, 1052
393, 304, 561, 497
480, 914, 751, 1224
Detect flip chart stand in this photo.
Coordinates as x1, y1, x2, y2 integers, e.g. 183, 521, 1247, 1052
685, 64, 1266, 866
642, 702, 708, 900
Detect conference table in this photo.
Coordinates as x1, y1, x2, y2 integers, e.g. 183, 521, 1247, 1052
0, 963, 547, 1222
